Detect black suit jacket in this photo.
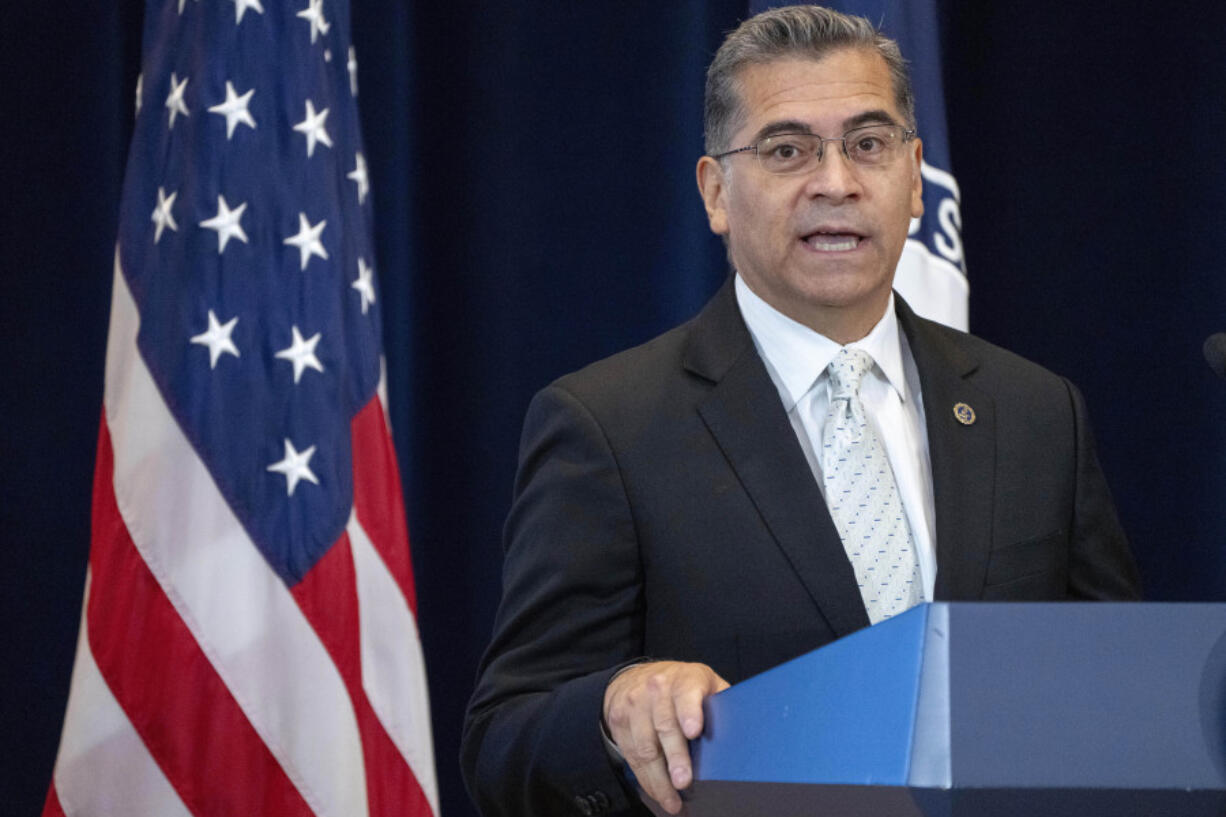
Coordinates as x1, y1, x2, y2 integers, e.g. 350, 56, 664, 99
461, 280, 1140, 817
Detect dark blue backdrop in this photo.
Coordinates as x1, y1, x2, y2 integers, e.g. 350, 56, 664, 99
4, 3, 1225, 817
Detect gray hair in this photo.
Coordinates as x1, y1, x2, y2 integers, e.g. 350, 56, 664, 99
704, 5, 916, 155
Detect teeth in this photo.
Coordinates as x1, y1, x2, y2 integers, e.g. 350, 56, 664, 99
806, 233, 859, 252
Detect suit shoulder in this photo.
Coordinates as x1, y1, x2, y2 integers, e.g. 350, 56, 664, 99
914, 314, 1071, 392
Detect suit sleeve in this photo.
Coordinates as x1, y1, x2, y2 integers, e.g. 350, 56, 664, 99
1064, 378, 1143, 600
461, 383, 649, 817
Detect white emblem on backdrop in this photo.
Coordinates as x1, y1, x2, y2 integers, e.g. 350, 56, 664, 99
896, 160, 968, 331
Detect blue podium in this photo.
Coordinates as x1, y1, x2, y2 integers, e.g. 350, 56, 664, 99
676, 603, 1226, 817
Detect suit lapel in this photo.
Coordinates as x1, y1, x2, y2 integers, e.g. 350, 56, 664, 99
897, 300, 996, 600
685, 282, 871, 638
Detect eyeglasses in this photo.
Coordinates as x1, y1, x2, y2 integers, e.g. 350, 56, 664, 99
712, 124, 917, 175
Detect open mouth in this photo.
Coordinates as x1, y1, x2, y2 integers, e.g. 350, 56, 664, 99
803, 231, 862, 252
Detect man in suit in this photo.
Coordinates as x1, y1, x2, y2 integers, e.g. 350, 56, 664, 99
461, 6, 1141, 817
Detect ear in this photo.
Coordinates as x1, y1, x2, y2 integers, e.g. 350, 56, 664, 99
696, 155, 730, 236
909, 137, 924, 219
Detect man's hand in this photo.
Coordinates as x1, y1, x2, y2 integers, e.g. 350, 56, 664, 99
602, 661, 730, 814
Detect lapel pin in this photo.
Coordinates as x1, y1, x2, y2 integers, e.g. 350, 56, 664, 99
953, 402, 976, 426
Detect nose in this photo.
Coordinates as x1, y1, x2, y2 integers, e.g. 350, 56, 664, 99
802, 141, 862, 202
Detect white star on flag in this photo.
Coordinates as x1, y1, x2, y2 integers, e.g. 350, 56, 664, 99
200, 195, 250, 253
293, 99, 333, 157
231, 0, 264, 24
283, 212, 329, 270
208, 81, 256, 139
297, 0, 332, 44
266, 438, 319, 496
190, 310, 240, 369
275, 325, 325, 383
165, 73, 190, 129
178, 0, 198, 14
352, 258, 376, 314
347, 47, 359, 96
151, 187, 178, 243
135, 73, 143, 116
347, 153, 369, 204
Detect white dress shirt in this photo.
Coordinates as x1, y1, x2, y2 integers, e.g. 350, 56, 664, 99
734, 275, 938, 601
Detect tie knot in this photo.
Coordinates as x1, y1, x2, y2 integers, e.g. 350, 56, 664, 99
827, 348, 874, 399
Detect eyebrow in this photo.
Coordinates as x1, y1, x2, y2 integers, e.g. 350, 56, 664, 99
747, 110, 901, 144
749, 120, 814, 143
843, 109, 900, 130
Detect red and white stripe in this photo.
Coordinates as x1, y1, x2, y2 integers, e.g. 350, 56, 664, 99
45, 255, 438, 817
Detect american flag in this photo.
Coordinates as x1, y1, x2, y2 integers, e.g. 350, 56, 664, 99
43, 2, 438, 816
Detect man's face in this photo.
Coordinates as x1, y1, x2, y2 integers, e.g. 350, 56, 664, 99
697, 49, 923, 341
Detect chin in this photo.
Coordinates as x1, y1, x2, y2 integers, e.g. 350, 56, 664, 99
791, 273, 888, 307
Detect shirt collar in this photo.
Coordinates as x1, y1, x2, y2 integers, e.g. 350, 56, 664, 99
734, 274, 909, 411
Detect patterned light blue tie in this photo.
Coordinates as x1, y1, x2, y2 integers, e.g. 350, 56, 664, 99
820, 348, 923, 623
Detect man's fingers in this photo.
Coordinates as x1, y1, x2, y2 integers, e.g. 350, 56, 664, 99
602, 661, 730, 814
624, 699, 682, 814
651, 677, 693, 791
677, 667, 730, 738
672, 683, 707, 741
628, 749, 681, 814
